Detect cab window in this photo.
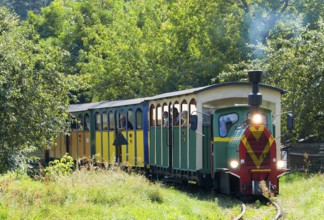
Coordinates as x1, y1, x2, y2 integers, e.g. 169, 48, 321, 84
219, 113, 238, 137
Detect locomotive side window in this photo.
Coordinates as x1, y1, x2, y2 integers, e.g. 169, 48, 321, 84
219, 113, 238, 137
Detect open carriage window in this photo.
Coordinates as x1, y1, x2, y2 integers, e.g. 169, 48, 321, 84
95, 112, 101, 131
157, 104, 162, 126
219, 113, 238, 137
162, 103, 168, 127
84, 114, 90, 131
150, 104, 155, 127
109, 112, 115, 130
128, 110, 134, 130
70, 115, 77, 131
102, 112, 108, 130
171, 102, 180, 126
136, 109, 143, 129
77, 114, 83, 131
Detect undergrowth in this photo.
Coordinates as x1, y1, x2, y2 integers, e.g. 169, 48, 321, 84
0, 157, 239, 219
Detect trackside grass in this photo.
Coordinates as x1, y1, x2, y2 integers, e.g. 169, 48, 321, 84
0, 169, 240, 219
0, 169, 322, 219
276, 172, 324, 220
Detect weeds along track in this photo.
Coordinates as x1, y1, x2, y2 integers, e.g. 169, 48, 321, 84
234, 197, 282, 220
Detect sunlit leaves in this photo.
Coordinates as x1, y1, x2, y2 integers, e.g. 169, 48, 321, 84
0, 7, 73, 173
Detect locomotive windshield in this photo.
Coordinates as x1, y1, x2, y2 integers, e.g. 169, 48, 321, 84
219, 113, 239, 137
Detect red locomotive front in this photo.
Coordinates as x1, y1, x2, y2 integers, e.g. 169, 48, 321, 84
231, 124, 286, 195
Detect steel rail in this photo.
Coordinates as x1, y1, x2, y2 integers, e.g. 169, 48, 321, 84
270, 200, 282, 220
234, 203, 246, 220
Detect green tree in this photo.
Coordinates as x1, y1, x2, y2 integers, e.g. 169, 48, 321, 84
219, 20, 324, 140
0, 7, 74, 173
0, 0, 52, 19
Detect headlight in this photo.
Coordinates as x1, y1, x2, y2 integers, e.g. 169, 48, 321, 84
252, 114, 263, 124
230, 160, 239, 169
277, 160, 286, 169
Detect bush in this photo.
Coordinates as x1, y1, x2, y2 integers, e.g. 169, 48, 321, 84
44, 154, 74, 180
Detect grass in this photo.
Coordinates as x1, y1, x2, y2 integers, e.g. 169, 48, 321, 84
0, 169, 240, 219
276, 172, 324, 220
0, 167, 322, 219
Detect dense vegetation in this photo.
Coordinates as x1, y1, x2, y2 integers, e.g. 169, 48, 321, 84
0, 165, 322, 219
0, 0, 323, 173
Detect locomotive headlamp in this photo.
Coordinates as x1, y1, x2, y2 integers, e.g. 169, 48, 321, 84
230, 160, 239, 169
277, 160, 286, 169
251, 113, 263, 124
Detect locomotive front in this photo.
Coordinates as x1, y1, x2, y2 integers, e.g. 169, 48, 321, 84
228, 71, 287, 195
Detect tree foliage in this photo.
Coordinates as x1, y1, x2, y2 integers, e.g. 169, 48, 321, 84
0, 0, 52, 19
0, 7, 75, 173
0, 0, 322, 172
219, 20, 324, 140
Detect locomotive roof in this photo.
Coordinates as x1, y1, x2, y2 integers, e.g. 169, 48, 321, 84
147, 82, 286, 101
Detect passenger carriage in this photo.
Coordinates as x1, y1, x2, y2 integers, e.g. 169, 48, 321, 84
148, 75, 287, 194
50, 99, 149, 168
49, 70, 290, 196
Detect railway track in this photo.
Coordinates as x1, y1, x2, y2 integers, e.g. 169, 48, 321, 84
234, 197, 282, 220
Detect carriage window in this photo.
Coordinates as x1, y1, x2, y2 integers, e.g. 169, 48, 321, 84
181, 100, 189, 127
95, 112, 101, 131
77, 114, 83, 131
128, 110, 134, 130
172, 103, 180, 126
150, 105, 155, 126
219, 113, 238, 137
109, 112, 115, 130
162, 104, 168, 127
102, 112, 108, 130
84, 114, 90, 131
136, 109, 143, 129
156, 105, 162, 126
70, 116, 77, 131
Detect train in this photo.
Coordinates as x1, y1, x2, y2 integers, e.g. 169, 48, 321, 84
49, 70, 293, 196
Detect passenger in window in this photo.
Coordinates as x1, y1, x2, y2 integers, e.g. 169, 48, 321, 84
120, 115, 133, 131
162, 111, 169, 127
172, 108, 179, 126
181, 110, 189, 127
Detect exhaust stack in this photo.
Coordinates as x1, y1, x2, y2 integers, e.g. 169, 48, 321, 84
248, 70, 263, 111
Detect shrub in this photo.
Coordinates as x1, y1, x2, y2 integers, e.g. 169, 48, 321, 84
44, 154, 74, 180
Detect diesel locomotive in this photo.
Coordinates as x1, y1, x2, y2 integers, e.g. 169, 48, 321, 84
49, 70, 292, 196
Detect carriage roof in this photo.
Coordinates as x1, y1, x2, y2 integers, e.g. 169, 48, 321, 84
147, 82, 285, 101
69, 82, 285, 112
